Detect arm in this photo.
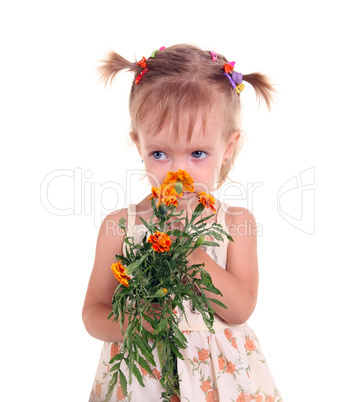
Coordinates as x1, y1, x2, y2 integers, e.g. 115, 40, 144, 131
188, 207, 259, 325
82, 209, 155, 342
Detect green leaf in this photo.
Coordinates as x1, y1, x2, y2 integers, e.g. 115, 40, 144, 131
190, 203, 205, 223
208, 298, 227, 309
210, 226, 234, 242
142, 313, 155, 327
137, 354, 153, 376
134, 335, 156, 366
169, 342, 184, 359
202, 241, 220, 247
205, 282, 223, 296
139, 216, 154, 232
194, 215, 213, 226
104, 371, 118, 402
109, 352, 124, 364
110, 362, 122, 372
169, 322, 187, 347
201, 271, 212, 285
132, 364, 145, 387
154, 316, 169, 334
119, 369, 128, 396
166, 230, 191, 238
207, 230, 224, 241
118, 217, 127, 229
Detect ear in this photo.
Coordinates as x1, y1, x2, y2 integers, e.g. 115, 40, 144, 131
223, 130, 240, 161
129, 131, 142, 157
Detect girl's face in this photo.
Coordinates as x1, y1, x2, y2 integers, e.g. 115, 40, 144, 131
134, 105, 239, 196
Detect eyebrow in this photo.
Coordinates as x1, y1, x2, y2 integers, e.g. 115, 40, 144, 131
144, 142, 217, 152
144, 143, 172, 151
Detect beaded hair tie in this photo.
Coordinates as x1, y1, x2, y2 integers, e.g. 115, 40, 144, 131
134, 47, 166, 85
210, 51, 244, 93
223, 61, 244, 93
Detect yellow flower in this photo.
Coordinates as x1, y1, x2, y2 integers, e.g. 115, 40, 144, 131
111, 261, 130, 287
236, 83, 245, 94
196, 192, 217, 213
163, 169, 194, 193
147, 231, 172, 253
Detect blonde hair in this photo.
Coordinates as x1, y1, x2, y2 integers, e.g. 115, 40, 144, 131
98, 44, 276, 188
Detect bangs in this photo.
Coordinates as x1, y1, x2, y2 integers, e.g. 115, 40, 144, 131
131, 79, 218, 140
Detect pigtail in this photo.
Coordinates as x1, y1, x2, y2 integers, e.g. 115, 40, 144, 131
97, 51, 135, 87
242, 73, 277, 110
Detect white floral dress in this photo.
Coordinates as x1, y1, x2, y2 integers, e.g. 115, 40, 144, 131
89, 203, 282, 402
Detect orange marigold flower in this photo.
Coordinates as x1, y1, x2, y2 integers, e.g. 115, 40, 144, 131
111, 261, 130, 287
163, 169, 194, 193
253, 394, 264, 402
148, 185, 164, 207
198, 348, 210, 362
147, 231, 171, 253
161, 186, 182, 207
196, 192, 217, 213
245, 338, 256, 352
149, 184, 182, 207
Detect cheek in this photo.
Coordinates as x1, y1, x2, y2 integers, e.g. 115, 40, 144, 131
147, 174, 165, 188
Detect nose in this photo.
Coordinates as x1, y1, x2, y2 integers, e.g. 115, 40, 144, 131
171, 157, 187, 172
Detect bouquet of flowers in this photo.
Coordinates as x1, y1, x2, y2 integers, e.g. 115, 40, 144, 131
105, 170, 232, 402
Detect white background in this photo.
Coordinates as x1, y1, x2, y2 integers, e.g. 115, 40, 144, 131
1, 1, 353, 401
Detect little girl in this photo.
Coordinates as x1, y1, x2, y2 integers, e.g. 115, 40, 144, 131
83, 44, 282, 402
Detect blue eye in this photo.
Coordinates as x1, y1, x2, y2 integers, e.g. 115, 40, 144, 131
192, 151, 207, 159
151, 151, 166, 160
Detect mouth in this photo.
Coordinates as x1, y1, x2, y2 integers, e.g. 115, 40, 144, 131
181, 191, 196, 197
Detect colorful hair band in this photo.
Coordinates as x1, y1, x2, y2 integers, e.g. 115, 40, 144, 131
210, 51, 218, 61
135, 68, 149, 85
223, 61, 244, 93
150, 46, 166, 59
137, 56, 147, 68
135, 47, 166, 85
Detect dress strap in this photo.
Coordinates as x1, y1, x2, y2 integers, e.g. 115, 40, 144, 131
126, 204, 136, 238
